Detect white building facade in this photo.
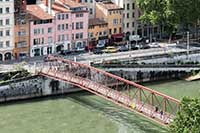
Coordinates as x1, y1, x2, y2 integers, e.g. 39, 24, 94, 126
79, 0, 96, 18
0, 0, 14, 61
112, 0, 139, 37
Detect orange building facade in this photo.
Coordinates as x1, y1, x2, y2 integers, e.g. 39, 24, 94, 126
14, 0, 30, 59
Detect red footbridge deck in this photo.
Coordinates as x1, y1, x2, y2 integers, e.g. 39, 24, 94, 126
35, 55, 180, 126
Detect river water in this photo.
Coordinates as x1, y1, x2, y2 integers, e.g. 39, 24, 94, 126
0, 79, 199, 133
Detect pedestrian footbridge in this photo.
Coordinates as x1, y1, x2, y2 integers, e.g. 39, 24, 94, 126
32, 55, 180, 126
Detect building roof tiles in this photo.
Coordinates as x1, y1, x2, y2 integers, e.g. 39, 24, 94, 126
27, 5, 53, 20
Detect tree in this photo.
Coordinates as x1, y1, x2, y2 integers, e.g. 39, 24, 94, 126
169, 97, 200, 133
168, 0, 200, 38
136, 0, 179, 43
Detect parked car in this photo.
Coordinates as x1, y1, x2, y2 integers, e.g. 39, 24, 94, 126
93, 48, 103, 54
96, 43, 105, 49
148, 42, 160, 48
60, 50, 72, 55
141, 44, 151, 49
118, 46, 129, 52
75, 47, 85, 53
102, 46, 118, 53
131, 46, 139, 50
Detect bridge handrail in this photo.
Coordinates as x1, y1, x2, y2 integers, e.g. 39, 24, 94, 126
46, 55, 181, 104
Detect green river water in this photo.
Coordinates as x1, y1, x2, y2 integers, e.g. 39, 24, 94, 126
0, 79, 199, 133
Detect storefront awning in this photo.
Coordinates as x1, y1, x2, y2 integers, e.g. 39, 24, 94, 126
112, 33, 124, 39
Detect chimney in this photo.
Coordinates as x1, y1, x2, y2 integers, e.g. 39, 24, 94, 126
48, 0, 52, 14
45, 0, 52, 14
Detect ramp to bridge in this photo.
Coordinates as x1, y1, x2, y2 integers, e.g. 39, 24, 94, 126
35, 56, 180, 125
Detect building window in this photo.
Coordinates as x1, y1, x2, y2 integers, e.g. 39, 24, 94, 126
62, 34, 65, 41
127, 13, 129, 18
62, 24, 65, 30
34, 29, 37, 35
132, 12, 135, 18
109, 29, 112, 34
48, 27, 52, 33
18, 30, 26, 36
119, 27, 122, 33
113, 19, 118, 25
72, 23, 74, 30
5, 7, 9, 13
75, 33, 79, 39
76, 22, 80, 29
80, 22, 83, 29
0, 31, 3, 36
99, 32, 102, 36
132, 22, 135, 27
41, 38, 44, 44
48, 37, 53, 43
66, 24, 68, 29
58, 14, 61, 20
57, 25, 61, 31
6, 19, 9, 25
66, 14, 69, 19
114, 28, 117, 33
76, 13, 83, 17
62, 14, 65, 20
6, 41, 10, 47
80, 33, 83, 39
132, 3, 135, 10
0, 8, 2, 14
90, 8, 93, 15
0, 42, 3, 48
6, 30, 10, 36
127, 3, 129, 10
0, 20, 2, 25
127, 23, 129, 28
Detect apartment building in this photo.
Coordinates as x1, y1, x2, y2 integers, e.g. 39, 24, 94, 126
96, 1, 123, 43
112, 0, 138, 37
27, 0, 89, 57
73, 0, 96, 18
27, 5, 54, 57
53, 0, 89, 50
14, 0, 30, 59
88, 18, 108, 48
0, 0, 14, 61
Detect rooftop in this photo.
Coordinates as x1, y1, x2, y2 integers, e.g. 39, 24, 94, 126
89, 18, 108, 26
27, 5, 53, 20
58, 0, 86, 8
52, 2, 70, 12
97, 1, 123, 11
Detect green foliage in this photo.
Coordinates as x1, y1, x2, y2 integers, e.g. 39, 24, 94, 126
136, 0, 200, 35
169, 0, 200, 28
169, 97, 200, 133
136, 0, 179, 40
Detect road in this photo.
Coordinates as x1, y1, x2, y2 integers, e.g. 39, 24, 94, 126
0, 46, 199, 73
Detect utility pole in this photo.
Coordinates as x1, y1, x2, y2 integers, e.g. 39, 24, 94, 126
187, 31, 190, 58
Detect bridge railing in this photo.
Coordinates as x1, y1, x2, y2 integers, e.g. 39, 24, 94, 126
36, 55, 181, 124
